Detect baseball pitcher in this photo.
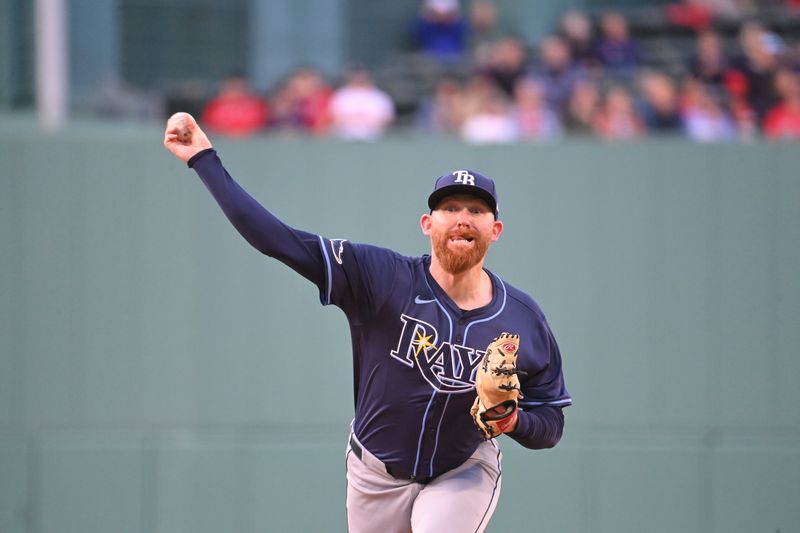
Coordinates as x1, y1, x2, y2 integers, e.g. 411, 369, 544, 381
164, 113, 571, 532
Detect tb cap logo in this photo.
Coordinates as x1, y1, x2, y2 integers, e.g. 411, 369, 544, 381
452, 170, 475, 186
428, 168, 499, 218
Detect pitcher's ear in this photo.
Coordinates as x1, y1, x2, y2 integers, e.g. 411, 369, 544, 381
420, 213, 433, 235
491, 219, 504, 242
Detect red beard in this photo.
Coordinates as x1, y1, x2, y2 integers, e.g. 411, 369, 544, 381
432, 227, 491, 274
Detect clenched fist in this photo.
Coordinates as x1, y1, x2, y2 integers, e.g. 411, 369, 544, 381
163, 112, 213, 163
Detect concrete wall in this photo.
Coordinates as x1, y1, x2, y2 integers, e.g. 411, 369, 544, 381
1, 127, 799, 532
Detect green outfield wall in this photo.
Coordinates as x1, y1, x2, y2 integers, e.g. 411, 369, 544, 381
1, 126, 799, 532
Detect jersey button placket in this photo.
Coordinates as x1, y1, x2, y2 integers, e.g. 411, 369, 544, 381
455, 321, 464, 344
455, 317, 466, 344
420, 405, 439, 477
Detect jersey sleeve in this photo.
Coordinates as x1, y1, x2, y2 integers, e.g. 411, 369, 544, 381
518, 319, 572, 409
189, 148, 326, 286
189, 149, 400, 320
507, 317, 570, 449
317, 238, 400, 321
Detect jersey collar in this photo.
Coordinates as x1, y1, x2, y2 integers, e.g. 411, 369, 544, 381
421, 255, 500, 318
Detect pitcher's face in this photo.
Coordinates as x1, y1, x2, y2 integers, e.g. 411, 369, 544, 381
422, 195, 502, 274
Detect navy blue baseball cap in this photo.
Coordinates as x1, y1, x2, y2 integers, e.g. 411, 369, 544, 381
428, 169, 499, 218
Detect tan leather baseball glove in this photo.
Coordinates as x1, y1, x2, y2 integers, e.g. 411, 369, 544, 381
470, 333, 524, 439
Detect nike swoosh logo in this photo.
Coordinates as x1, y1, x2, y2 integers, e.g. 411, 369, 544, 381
414, 295, 436, 304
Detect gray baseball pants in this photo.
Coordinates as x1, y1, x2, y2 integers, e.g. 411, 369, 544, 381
345, 432, 502, 533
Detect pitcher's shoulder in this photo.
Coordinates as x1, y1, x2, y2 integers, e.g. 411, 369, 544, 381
496, 277, 548, 322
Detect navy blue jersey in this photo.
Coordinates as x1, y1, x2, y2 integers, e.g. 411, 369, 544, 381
189, 149, 571, 480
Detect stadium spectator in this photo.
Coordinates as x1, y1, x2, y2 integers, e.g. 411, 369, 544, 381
459, 71, 501, 121
416, 77, 467, 135
563, 79, 601, 136
201, 75, 269, 137
723, 69, 759, 140
763, 68, 800, 139
460, 91, 517, 143
558, 9, 596, 69
731, 21, 782, 122
512, 77, 563, 140
535, 35, 586, 114
593, 85, 645, 140
689, 30, 731, 96
469, 0, 506, 67
639, 71, 684, 134
680, 78, 737, 141
481, 36, 529, 98
593, 11, 641, 80
411, 0, 470, 64
329, 65, 395, 141
270, 67, 332, 135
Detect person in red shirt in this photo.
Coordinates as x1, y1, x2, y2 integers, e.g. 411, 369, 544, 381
763, 68, 800, 139
201, 76, 269, 137
270, 67, 333, 135
593, 85, 645, 140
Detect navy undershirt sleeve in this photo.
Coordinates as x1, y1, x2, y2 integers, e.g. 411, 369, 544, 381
188, 148, 325, 287
507, 406, 564, 449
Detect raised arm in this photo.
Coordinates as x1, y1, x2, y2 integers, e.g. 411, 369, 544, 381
163, 113, 325, 286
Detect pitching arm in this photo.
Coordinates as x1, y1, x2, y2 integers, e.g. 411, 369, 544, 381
187, 148, 325, 285
163, 113, 327, 289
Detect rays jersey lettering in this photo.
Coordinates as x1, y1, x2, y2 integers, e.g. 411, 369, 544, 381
390, 314, 485, 393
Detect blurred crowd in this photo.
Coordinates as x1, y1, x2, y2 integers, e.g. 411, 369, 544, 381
196, 0, 800, 142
